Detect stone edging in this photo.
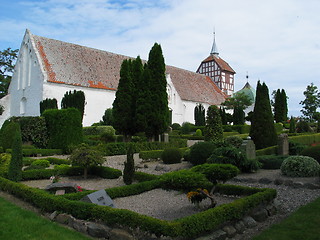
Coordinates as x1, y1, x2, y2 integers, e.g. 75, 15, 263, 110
230, 177, 320, 189
47, 201, 278, 240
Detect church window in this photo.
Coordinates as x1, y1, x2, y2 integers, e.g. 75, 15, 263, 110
20, 97, 27, 115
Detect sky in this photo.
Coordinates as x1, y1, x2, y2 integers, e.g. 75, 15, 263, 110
1, 0, 320, 117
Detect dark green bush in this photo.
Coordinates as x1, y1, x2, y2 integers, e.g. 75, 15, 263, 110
257, 155, 288, 169
301, 145, 320, 164
0, 154, 10, 178
161, 148, 182, 164
43, 108, 83, 152
289, 141, 306, 155
189, 141, 217, 165
40, 98, 58, 115
256, 146, 278, 156
191, 164, 239, 184
208, 146, 261, 172
31, 159, 50, 168
6, 148, 63, 157
159, 170, 212, 191
280, 156, 320, 177
224, 135, 243, 148
296, 120, 312, 133
123, 144, 135, 185
183, 148, 191, 162
180, 122, 194, 134
45, 157, 70, 165
83, 126, 114, 135
0, 120, 20, 152
88, 166, 122, 179
24, 165, 47, 171
133, 172, 159, 182
171, 123, 181, 130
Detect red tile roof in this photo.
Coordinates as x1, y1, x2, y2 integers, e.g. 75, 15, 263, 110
202, 55, 235, 73
32, 33, 226, 105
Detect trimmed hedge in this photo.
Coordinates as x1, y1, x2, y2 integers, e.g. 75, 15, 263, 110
0, 176, 276, 239
289, 133, 320, 146
21, 165, 121, 180
256, 146, 278, 156
133, 171, 159, 182
6, 148, 63, 157
139, 147, 188, 161
223, 125, 251, 134
257, 155, 288, 169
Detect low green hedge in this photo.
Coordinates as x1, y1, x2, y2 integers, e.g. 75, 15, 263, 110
133, 171, 159, 182
257, 155, 288, 169
256, 146, 278, 156
139, 148, 188, 161
21, 165, 121, 180
289, 133, 320, 146
0, 176, 276, 239
6, 148, 63, 157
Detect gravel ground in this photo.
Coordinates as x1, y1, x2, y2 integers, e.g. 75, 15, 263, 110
8, 154, 320, 239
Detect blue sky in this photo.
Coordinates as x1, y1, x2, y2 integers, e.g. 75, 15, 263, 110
1, 0, 320, 117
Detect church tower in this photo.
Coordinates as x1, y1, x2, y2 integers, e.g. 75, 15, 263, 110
196, 33, 235, 96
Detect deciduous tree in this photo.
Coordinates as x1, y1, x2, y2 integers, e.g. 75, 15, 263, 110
300, 83, 320, 121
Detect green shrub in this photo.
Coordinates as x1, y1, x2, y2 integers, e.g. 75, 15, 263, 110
194, 129, 202, 137
274, 122, 284, 133
191, 164, 239, 184
45, 157, 70, 165
257, 155, 288, 169
123, 144, 135, 185
183, 148, 191, 162
88, 166, 122, 179
22, 157, 34, 166
0, 120, 20, 152
224, 135, 243, 148
289, 133, 320, 146
43, 108, 83, 152
6, 148, 63, 157
139, 150, 163, 160
161, 148, 182, 164
31, 159, 50, 168
208, 146, 261, 173
280, 156, 320, 177
24, 165, 47, 171
181, 122, 194, 134
301, 145, 320, 164
8, 128, 23, 182
289, 141, 306, 155
83, 126, 113, 135
0, 154, 11, 177
171, 123, 181, 130
256, 146, 278, 156
189, 141, 217, 165
296, 120, 312, 133
159, 170, 212, 191
133, 172, 159, 182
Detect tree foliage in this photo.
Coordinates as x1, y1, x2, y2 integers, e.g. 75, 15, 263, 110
8, 126, 23, 182
273, 89, 288, 122
194, 103, 205, 126
289, 116, 296, 133
123, 144, 135, 185
69, 143, 104, 179
101, 108, 114, 126
204, 105, 223, 142
0, 48, 18, 98
249, 81, 277, 149
61, 90, 85, 121
233, 106, 245, 125
40, 98, 58, 115
222, 92, 253, 110
300, 83, 320, 121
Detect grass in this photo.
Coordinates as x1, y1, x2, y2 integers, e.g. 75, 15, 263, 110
0, 197, 92, 240
252, 196, 320, 240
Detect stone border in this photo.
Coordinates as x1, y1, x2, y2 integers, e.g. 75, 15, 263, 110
231, 177, 320, 189
46, 201, 278, 240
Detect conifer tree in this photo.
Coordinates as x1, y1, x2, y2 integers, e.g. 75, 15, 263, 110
289, 116, 296, 133
233, 106, 245, 125
219, 107, 227, 125
274, 89, 288, 122
123, 144, 135, 185
146, 43, 169, 140
112, 59, 134, 140
61, 90, 85, 120
204, 105, 223, 142
194, 103, 205, 126
40, 98, 58, 115
280, 89, 288, 122
8, 125, 23, 182
250, 81, 277, 149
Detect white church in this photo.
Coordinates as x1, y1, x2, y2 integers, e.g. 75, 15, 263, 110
0, 29, 237, 127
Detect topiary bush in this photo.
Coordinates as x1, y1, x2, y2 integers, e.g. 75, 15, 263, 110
188, 141, 217, 165
289, 141, 306, 155
161, 148, 182, 164
194, 129, 203, 137
300, 145, 320, 164
280, 156, 320, 177
224, 135, 243, 148
181, 122, 194, 134
31, 159, 50, 168
191, 164, 239, 184
256, 155, 288, 169
207, 146, 261, 172
171, 123, 181, 131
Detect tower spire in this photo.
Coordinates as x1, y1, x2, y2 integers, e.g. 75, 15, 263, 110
210, 30, 219, 56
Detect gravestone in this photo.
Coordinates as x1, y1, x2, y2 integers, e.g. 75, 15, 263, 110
278, 133, 289, 155
81, 189, 115, 208
241, 137, 256, 160
164, 133, 169, 143
45, 182, 79, 194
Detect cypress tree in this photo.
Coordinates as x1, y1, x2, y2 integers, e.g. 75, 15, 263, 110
112, 59, 134, 140
194, 103, 205, 126
123, 144, 135, 185
8, 125, 23, 182
219, 107, 228, 125
280, 89, 288, 122
146, 43, 169, 140
289, 116, 296, 133
250, 81, 277, 149
204, 105, 223, 142
273, 89, 282, 122
233, 106, 245, 125
61, 90, 85, 121
40, 98, 58, 115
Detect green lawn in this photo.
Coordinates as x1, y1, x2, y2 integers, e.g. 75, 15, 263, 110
252, 196, 320, 240
0, 197, 92, 240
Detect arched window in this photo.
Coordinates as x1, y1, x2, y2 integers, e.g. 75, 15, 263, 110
20, 97, 27, 115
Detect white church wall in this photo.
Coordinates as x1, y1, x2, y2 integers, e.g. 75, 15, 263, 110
9, 34, 44, 118
43, 83, 115, 126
